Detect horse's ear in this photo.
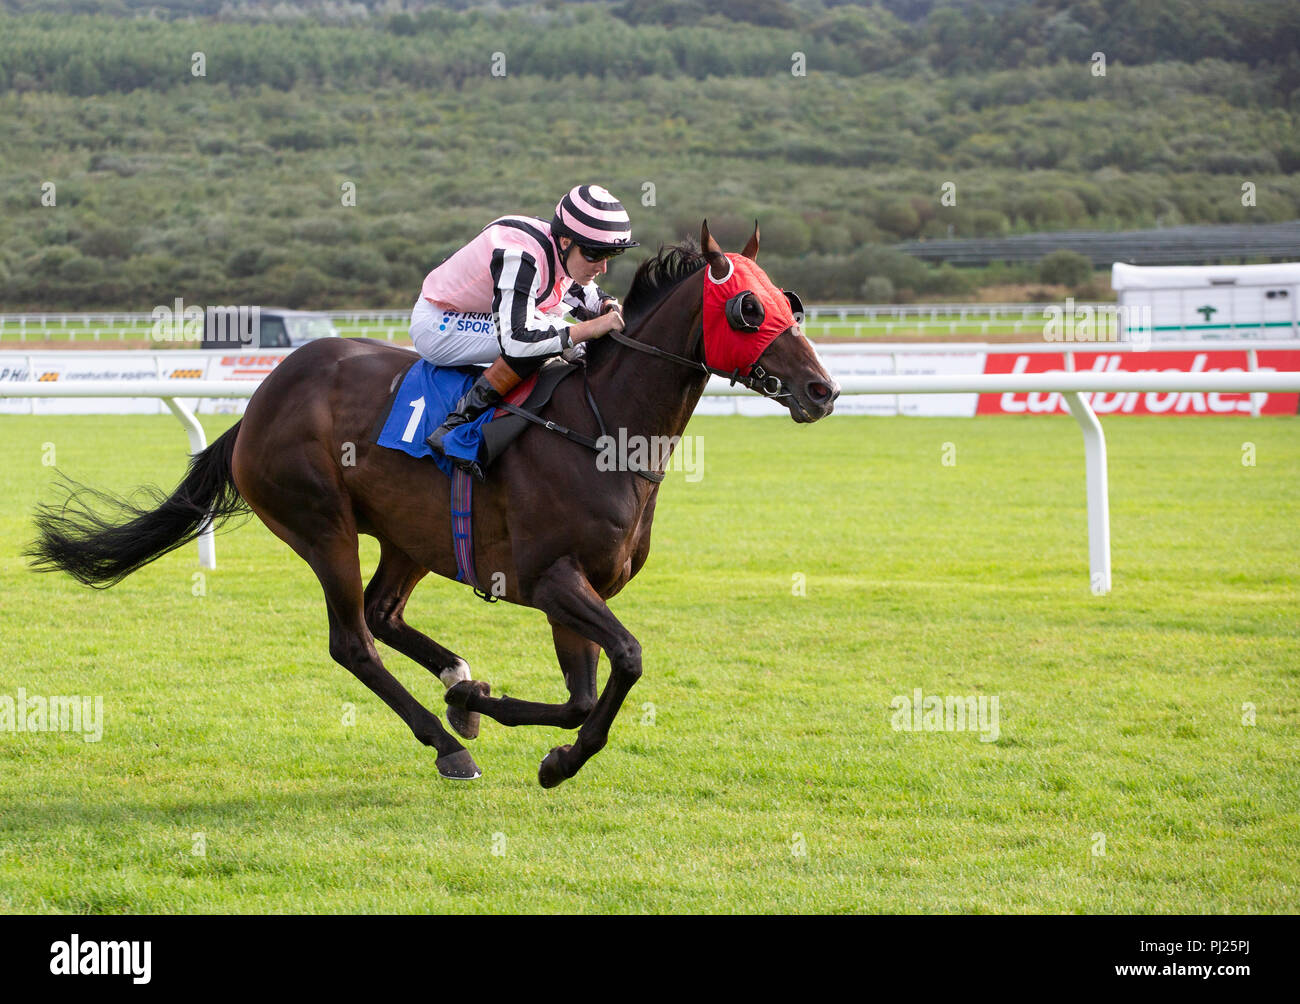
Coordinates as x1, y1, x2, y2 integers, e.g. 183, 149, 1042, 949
700, 219, 724, 256
701, 219, 729, 280
741, 220, 760, 261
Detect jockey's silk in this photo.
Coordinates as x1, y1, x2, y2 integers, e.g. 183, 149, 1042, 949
701, 254, 797, 375
420, 215, 610, 361
422, 216, 570, 313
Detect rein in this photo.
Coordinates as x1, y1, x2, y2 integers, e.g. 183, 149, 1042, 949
606, 322, 791, 400
502, 280, 793, 483
495, 364, 665, 484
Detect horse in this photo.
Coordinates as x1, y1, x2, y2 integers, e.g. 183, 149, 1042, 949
27, 221, 840, 788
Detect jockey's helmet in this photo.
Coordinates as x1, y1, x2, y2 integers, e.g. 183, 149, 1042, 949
551, 185, 640, 258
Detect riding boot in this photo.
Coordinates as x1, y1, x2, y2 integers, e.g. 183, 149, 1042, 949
426, 357, 522, 475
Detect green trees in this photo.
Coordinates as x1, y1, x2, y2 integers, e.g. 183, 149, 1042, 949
861, 276, 895, 303
4, 0, 1297, 96
1038, 250, 1095, 288
1, 3, 1296, 310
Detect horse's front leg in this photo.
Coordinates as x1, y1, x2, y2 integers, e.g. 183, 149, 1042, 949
529, 557, 642, 789
444, 621, 597, 729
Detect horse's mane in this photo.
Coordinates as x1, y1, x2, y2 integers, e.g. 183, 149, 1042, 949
621, 241, 707, 325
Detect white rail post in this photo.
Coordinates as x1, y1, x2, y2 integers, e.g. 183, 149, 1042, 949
1248, 348, 1261, 418
162, 397, 216, 569
1063, 391, 1111, 595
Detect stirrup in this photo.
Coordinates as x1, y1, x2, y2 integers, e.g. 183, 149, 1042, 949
425, 428, 485, 479
427, 376, 502, 455
425, 426, 454, 456
448, 455, 486, 481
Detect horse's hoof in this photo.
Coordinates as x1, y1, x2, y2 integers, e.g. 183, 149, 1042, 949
444, 679, 489, 709
538, 745, 572, 789
446, 704, 481, 741
436, 748, 482, 780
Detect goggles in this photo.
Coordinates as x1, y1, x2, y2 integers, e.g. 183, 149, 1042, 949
576, 245, 626, 263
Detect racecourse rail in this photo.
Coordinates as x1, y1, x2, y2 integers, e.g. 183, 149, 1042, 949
5, 343, 1299, 596
0, 303, 1128, 342
1, 303, 1107, 327
7, 302, 1297, 344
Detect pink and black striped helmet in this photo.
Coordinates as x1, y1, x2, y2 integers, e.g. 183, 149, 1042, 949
552, 184, 639, 252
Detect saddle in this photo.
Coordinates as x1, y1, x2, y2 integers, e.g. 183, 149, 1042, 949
480, 360, 579, 469
371, 357, 579, 478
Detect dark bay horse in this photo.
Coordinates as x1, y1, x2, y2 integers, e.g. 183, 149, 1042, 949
28, 222, 839, 787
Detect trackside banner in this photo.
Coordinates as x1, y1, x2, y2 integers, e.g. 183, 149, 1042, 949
0, 351, 288, 415
2, 347, 1298, 416
977, 350, 1300, 417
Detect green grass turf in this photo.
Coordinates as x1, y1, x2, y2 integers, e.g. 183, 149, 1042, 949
0, 414, 1296, 913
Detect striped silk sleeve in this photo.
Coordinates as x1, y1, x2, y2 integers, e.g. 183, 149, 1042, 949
490, 248, 572, 358
562, 281, 613, 319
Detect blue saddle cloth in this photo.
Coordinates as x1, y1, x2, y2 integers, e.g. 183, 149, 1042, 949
375, 361, 493, 477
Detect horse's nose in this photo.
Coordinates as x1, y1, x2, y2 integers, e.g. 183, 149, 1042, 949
807, 379, 839, 406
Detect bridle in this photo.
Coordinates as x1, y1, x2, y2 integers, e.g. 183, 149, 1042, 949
604, 286, 799, 401
500, 274, 799, 484
606, 327, 789, 399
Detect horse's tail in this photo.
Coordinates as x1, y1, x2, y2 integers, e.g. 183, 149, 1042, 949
26, 421, 250, 589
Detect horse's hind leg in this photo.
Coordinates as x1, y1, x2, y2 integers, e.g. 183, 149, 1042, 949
308, 535, 480, 779
363, 539, 481, 740
246, 493, 481, 780
445, 621, 597, 729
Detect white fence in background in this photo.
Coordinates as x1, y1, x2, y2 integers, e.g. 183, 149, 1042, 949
1, 303, 1117, 344
5, 364, 1300, 595
0, 302, 1092, 328
8, 298, 1300, 343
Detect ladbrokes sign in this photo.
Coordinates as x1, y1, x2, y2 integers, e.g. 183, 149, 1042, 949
978, 350, 1300, 416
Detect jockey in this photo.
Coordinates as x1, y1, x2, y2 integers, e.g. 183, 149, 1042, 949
412, 184, 638, 466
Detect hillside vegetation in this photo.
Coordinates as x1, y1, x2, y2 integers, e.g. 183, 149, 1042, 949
2, 0, 1297, 309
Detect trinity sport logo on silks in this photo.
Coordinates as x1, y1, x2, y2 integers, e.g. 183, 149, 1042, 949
438, 311, 497, 336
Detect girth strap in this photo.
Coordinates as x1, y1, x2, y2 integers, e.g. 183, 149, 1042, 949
450, 467, 498, 602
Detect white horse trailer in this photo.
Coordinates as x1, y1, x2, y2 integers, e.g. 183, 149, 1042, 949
1112, 261, 1300, 342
